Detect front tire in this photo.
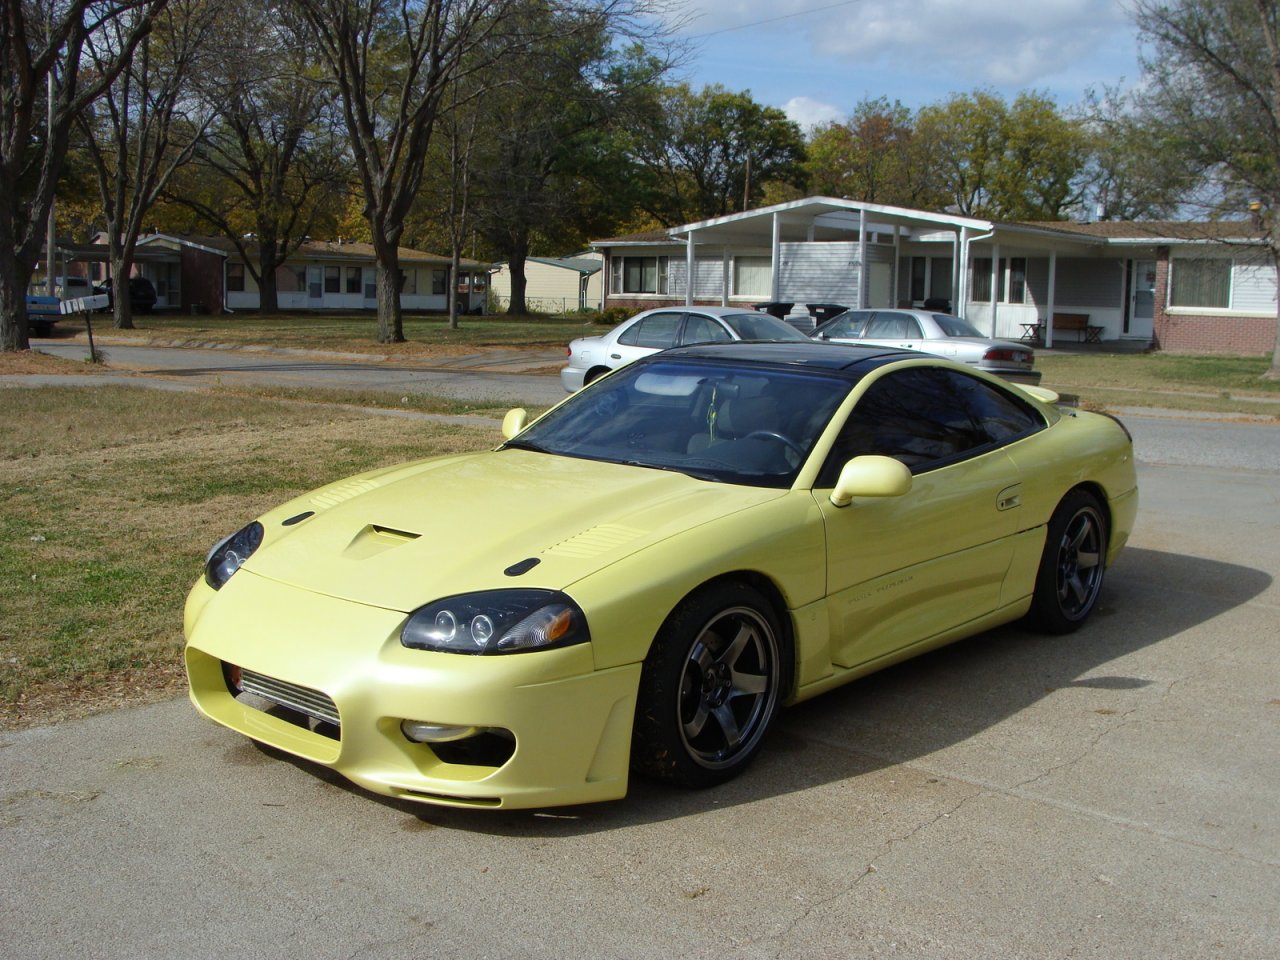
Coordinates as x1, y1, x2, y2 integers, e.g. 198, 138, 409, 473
1027, 489, 1108, 634
632, 581, 789, 788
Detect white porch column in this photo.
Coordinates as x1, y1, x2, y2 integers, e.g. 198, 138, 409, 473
685, 231, 695, 306
857, 214, 867, 309
892, 225, 901, 308
721, 247, 730, 306
989, 243, 1000, 337
770, 213, 781, 301
1045, 249, 1057, 348
957, 227, 969, 310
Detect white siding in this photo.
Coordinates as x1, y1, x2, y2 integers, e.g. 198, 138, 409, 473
1231, 256, 1277, 312
668, 256, 730, 300
777, 242, 860, 303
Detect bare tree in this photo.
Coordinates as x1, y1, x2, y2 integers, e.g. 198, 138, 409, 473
77, 0, 217, 328
175, 0, 346, 312
1, 0, 167, 351
288, 0, 515, 343
1133, 0, 1280, 377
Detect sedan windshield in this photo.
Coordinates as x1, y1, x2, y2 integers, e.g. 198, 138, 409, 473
932, 315, 985, 338
721, 313, 809, 341
508, 359, 851, 487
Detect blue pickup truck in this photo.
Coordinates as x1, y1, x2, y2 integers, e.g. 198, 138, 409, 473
26, 295, 61, 337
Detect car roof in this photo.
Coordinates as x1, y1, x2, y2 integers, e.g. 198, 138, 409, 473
638, 305, 768, 317
652, 340, 921, 375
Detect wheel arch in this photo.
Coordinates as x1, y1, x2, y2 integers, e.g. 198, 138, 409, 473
658, 570, 798, 693
584, 365, 612, 385
1065, 481, 1113, 553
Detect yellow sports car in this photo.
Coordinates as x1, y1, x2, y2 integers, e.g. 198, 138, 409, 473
185, 341, 1137, 809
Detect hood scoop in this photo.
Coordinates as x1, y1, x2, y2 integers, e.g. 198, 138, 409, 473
342, 524, 422, 561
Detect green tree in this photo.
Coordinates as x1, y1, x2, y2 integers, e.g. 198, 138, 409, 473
988, 93, 1091, 220
804, 97, 945, 209
633, 84, 807, 226
914, 91, 1007, 216
1132, 0, 1280, 376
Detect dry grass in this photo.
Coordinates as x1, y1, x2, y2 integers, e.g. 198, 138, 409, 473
0, 349, 107, 376
1, 385, 495, 729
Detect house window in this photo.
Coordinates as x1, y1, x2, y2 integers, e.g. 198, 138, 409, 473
346, 266, 361, 293
733, 256, 772, 298
294, 267, 307, 293
432, 269, 447, 295
1170, 258, 1230, 308
910, 258, 927, 301
907, 257, 953, 302
1007, 257, 1027, 303
971, 257, 1025, 303
324, 266, 340, 293
611, 256, 669, 295
973, 258, 994, 302
227, 262, 245, 292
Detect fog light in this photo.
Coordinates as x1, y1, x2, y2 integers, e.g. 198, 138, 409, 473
401, 719, 482, 743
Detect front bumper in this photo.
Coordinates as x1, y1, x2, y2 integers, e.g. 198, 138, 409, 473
559, 365, 587, 392
185, 574, 641, 809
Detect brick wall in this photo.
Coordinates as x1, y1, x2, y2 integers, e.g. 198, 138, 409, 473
1152, 245, 1278, 355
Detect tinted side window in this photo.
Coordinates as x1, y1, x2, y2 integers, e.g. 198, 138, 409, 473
818, 368, 1044, 483
865, 312, 917, 339
682, 314, 733, 344
618, 312, 683, 348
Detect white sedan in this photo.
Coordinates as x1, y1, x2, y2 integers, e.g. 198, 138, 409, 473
812, 308, 1041, 385
561, 305, 808, 391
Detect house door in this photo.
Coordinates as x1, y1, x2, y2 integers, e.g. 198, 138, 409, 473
1126, 260, 1156, 339
306, 266, 323, 305
867, 260, 893, 308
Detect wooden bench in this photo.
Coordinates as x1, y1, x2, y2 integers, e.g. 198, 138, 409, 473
1051, 312, 1104, 343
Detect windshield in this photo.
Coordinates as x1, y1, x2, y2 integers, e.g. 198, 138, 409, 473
721, 313, 808, 341
933, 315, 985, 338
507, 358, 850, 487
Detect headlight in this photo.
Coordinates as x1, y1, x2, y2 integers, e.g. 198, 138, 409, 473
204, 521, 264, 590
401, 589, 589, 655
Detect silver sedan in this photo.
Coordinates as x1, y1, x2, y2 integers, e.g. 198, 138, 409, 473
811, 308, 1041, 385
560, 306, 808, 391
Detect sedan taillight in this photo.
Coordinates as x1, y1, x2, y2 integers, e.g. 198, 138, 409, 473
984, 347, 1033, 364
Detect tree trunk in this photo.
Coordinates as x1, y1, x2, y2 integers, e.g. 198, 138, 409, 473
374, 252, 405, 344
1270, 247, 1280, 380
0, 253, 31, 352
110, 255, 135, 330
449, 253, 462, 330
508, 231, 530, 316
258, 238, 280, 313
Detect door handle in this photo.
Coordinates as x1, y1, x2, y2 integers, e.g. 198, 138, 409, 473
610, 353, 621, 360
997, 484, 1022, 511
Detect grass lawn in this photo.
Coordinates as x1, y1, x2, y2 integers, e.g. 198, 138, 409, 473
82, 310, 600, 357
1035, 352, 1280, 418
0, 384, 496, 729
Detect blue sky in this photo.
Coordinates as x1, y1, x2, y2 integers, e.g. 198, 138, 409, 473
666, 0, 1144, 128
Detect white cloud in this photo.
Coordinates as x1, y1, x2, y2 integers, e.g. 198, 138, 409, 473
783, 96, 843, 129
684, 0, 1132, 90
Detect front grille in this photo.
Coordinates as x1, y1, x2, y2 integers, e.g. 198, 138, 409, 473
239, 668, 340, 727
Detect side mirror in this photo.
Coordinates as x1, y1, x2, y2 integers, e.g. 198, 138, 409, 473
829, 455, 912, 508
501, 408, 528, 440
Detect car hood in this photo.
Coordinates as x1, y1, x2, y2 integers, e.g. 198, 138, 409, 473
242, 449, 781, 611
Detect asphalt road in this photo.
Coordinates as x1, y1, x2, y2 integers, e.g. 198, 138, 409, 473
2, 351, 1278, 958
32, 339, 570, 406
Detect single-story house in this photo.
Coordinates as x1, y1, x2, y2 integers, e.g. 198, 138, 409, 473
65, 233, 491, 314
489, 253, 604, 313
590, 197, 1278, 354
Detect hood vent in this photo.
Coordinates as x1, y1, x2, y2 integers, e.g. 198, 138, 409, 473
546, 524, 645, 560
343, 524, 422, 561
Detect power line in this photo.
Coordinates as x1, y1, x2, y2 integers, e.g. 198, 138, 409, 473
687, 0, 865, 40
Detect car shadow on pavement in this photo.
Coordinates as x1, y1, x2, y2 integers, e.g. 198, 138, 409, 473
252, 546, 1270, 835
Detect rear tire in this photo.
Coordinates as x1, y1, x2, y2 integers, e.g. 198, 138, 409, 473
1026, 489, 1108, 634
631, 581, 789, 788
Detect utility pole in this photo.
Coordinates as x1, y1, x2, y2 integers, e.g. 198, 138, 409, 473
45, 19, 56, 295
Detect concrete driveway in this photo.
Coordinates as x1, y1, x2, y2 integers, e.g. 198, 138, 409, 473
1, 406, 1277, 957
